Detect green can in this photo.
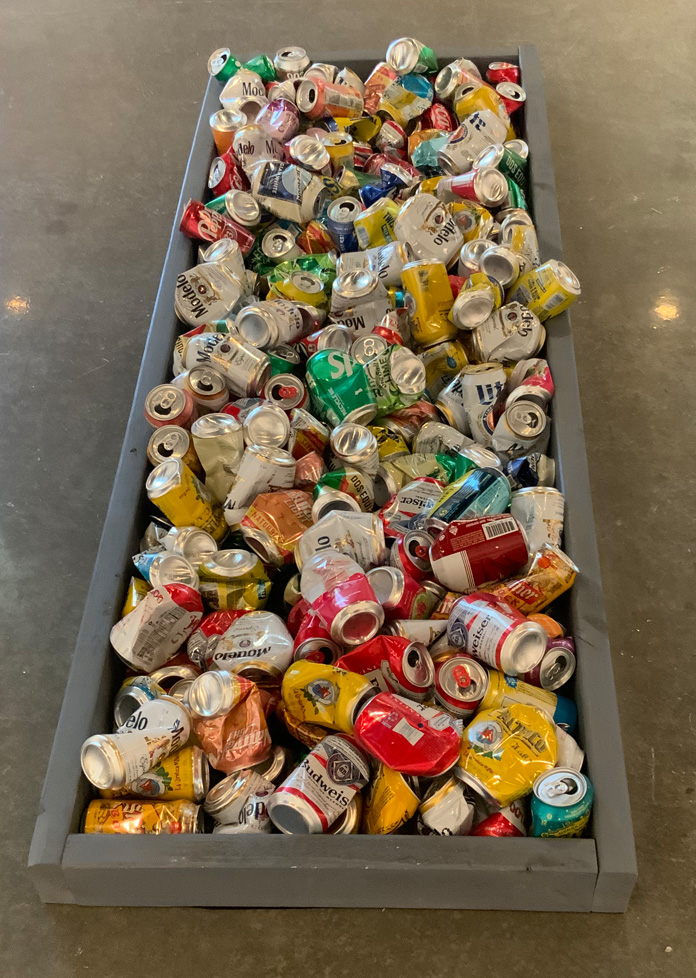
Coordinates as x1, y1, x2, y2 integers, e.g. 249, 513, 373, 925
268, 344, 302, 376
208, 48, 242, 83
505, 176, 529, 212
314, 468, 375, 512
306, 350, 377, 427
476, 143, 529, 196
530, 769, 594, 838
243, 54, 276, 83
363, 345, 427, 417
386, 38, 438, 75
205, 193, 230, 215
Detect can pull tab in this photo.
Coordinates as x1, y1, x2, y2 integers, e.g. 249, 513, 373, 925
547, 778, 574, 799
414, 545, 429, 560
452, 664, 471, 690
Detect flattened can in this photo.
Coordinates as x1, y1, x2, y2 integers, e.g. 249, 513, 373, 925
146, 459, 228, 541
367, 565, 430, 621
353, 197, 400, 250
416, 776, 475, 835
507, 260, 581, 321
362, 763, 420, 834
401, 259, 458, 348
394, 194, 463, 267
417, 340, 469, 400
504, 452, 556, 490
510, 486, 565, 552
486, 545, 578, 615
467, 302, 544, 364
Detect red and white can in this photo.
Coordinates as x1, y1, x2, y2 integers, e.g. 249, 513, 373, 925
429, 515, 529, 592
486, 61, 520, 86
506, 357, 555, 409
389, 529, 433, 580
471, 797, 527, 836
110, 584, 204, 674
367, 565, 430, 621
374, 119, 408, 155
186, 609, 248, 666
208, 149, 250, 196
336, 634, 435, 700
419, 102, 456, 132
293, 613, 343, 664
379, 478, 445, 538
179, 199, 255, 254
433, 651, 488, 718
496, 81, 526, 115
353, 692, 461, 777
447, 591, 547, 676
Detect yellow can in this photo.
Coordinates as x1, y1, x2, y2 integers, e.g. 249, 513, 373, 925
277, 700, 328, 748
464, 271, 505, 306
508, 260, 581, 321
503, 223, 540, 270
198, 579, 270, 611
99, 746, 209, 802
281, 661, 375, 734
145, 458, 227, 541
354, 198, 400, 250
318, 130, 355, 172
120, 576, 151, 618
486, 545, 578, 615
453, 83, 508, 123
457, 703, 557, 807
362, 763, 420, 834
418, 176, 445, 196
82, 798, 203, 834
417, 339, 469, 400
401, 259, 458, 347
268, 270, 329, 308
368, 425, 410, 460
479, 669, 557, 717
338, 115, 382, 143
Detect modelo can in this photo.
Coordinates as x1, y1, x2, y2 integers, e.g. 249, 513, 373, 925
430, 514, 529, 592
466, 303, 545, 363
267, 734, 370, 833
99, 746, 208, 802
82, 799, 202, 835
510, 486, 564, 552
530, 769, 594, 837
231, 123, 284, 172
433, 651, 488, 719
182, 332, 270, 398
447, 591, 547, 676
401, 259, 458, 347
362, 762, 420, 835
336, 634, 434, 699
394, 194, 463, 267
508, 259, 581, 321
209, 611, 295, 680
338, 241, 413, 287
174, 256, 245, 328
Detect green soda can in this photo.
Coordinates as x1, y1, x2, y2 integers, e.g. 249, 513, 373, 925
505, 177, 529, 212
453, 445, 502, 479
243, 54, 276, 83
363, 345, 427, 416
208, 48, 242, 83
268, 344, 302, 376
386, 38, 438, 75
305, 350, 377, 426
530, 770, 594, 838
475, 144, 529, 197
314, 468, 375, 512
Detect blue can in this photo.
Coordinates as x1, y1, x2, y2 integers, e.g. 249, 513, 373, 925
505, 452, 556, 490
552, 693, 578, 734
325, 196, 362, 253
530, 770, 594, 837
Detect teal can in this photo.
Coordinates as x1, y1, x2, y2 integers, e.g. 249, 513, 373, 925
530, 769, 594, 838
268, 344, 302, 377
428, 466, 511, 525
305, 350, 377, 427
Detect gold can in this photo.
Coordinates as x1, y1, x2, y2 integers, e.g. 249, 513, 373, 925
268, 269, 329, 308
368, 425, 411, 460
99, 746, 209, 802
401, 259, 458, 348
281, 661, 375, 734
327, 793, 363, 834
508, 260, 581, 321
479, 669, 558, 716
457, 703, 557, 808
338, 115, 382, 142
485, 545, 578, 615
354, 198, 400, 250
318, 130, 355, 172
453, 83, 509, 123
417, 339, 469, 401
362, 763, 420, 834
418, 176, 445, 196
82, 798, 203, 834
450, 201, 495, 242
276, 700, 328, 748
120, 576, 151, 618
198, 549, 271, 610
431, 591, 464, 620
145, 458, 227, 541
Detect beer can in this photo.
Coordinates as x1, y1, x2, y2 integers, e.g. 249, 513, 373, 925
377, 73, 434, 127
240, 488, 313, 566
183, 332, 271, 398
204, 768, 276, 825
267, 734, 370, 833
394, 194, 463, 267
353, 197, 400, 249
389, 529, 432, 580
427, 467, 511, 527
318, 130, 355, 172
363, 61, 400, 115
430, 514, 529, 592
208, 48, 242, 83
263, 373, 307, 410
146, 552, 199, 591
337, 634, 434, 700
510, 486, 565, 552
467, 302, 544, 363
417, 340, 469, 401
297, 510, 386, 571
496, 81, 526, 115
491, 401, 550, 458
249, 160, 326, 223
457, 237, 494, 279
209, 611, 295, 680
223, 444, 296, 525
293, 612, 342, 664
369, 424, 410, 461
374, 453, 452, 507
325, 196, 362, 252
288, 407, 330, 459
412, 421, 472, 458
99, 746, 209, 803
530, 769, 593, 837
367, 565, 430, 620
436, 362, 506, 439
188, 670, 254, 717
144, 384, 197, 430
231, 123, 284, 172
506, 357, 554, 409
478, 667, 560, 722
416, 776, 475, 835
120, 576, 152, 618
338, 241, 413, 288
190, 412, 245, 503
433, 652, 488, 718
211, 787, 274, 834
434, 59, 483, 102
331, 267, 389, 317
447, 591, 547, 675
487, 545, 578, 615
504, 452, 556, 490
452, 82, 509, 125
507, 260, 581, 321
147, 425, 204, 479
113, 676, 164, 728
82, 799, 202, 835
174, 258, 245, 329
273, 45, 310, 80
362, 762, 420, 834
401, 259, 457, 348
146, 459, 228, 541
437, 111, 509, 175
243, 402, 291, 450
220, 69, 266, 106
471, 797, 527, 836
174, 366, 230, 415
522, 643, 577, 691
475, 142, 529, 196
329, 423, 380, 477
261, 227, 302, 263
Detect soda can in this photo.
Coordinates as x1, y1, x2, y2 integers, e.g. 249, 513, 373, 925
447, 591, 547, 676
268, 734, 370, 834
436, 362, 506, 437
204, 768, 276, 825
487, 545, 578, 615
530, 770, 593, 838
499, 219, 540, 271
305, 62, 338, 83
147, 425, 204, 479
439, 167, 509, 209
416, 776, 476, 835
506, 357, 554, 409
327, 422, 378, 477
256, 97, 300, 142
430, 514, 529, 592
208, 48, 242, 83
401, 259, 457, 348
208, 149, 250, 197
507, 260, 581, 321
510, 486, 564, 552
144, 384, 197, 430
306, 350, 378, 427
522, 643, 577, 692
367, 565, 430, 620
363, 61, 400, 114
293, 612, 342, 664
554, 724, 584, 772
456, 702, 557, 807
264, 373, 307, 411
337, 634, 434, 700
433, 652, 488, 718
426, 467, 511, 529
121, 576, 152, 618
110, 582, 203, 674
487, 61, 520, 86
434, 59, 483, 102
467, 302, 544, 363
268, 343, 303, 375
350, 333, 389, 365
318, 130, 355, 172
377, 73, 434, 127
296, 77, 363, 119
180, 199, 255, 254
188, 413, 244, 503
491, 401, 550, 458
240, 489, 313, 566
210, 108, 247, 154
363, 345, 426, 416
82, 799, 202, 835
496, 81, 526, 115
223, 444, 296, 525
353, 691, 461, 777
412, 421, 472, 458
389, 529, 432, 581
452, 82, 509, 125
260, 227, 301, 264
394, 194, 463, 267
471, 797, 527, 836
288, 407, 330, 459
437, 111, 509, 174
325, 196, 362, 253
386, 37, 437, 75
504, 452, 556, 490
273, 45, 310, 80
81, 696, 191, 790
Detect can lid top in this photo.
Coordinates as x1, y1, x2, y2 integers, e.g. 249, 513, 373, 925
211, 109, 246, 132
386, 37, 421, 75
333, 267, 379, 301
145, 385, 188, 421
539, 646, 576, 690
204, 769, 257, 816
226, 190, 261, 225
505, 400, 547, 439
438, 654, 488, 702
81, 737, 122, 790
202, 548, 261, 579
496, 81, 526, 102
474, 167, 509, 207
188, 365, 227, 396
390, 346, 427, 396
311, 487, 362, 522
149, 553, 199, 590
452, 288, 495, 329
208, 48, 232, 77
479, 247, 519, 287
533, 769, 587, 806
330, 422, 377, 463
289, 134, 331, 172
548, 260, 581, 295
295, 78, 320, 113
146, 458, 184, 497
148, 426, 190, 459
327, 195, 363, 225
191, 413, 241, 439
504, 138, 529, 159
262, 228, 297, 259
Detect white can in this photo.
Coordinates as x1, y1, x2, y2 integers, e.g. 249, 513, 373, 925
394, 194, 463, 267
437, 110, 509, 175
209, 611, 295, 680
447, 592, 547, 675
511, 486, 565, 551
267, 735, 370, 833
204, 768, 275, 825
468, 302, 545, 363
223, 445, 296, 525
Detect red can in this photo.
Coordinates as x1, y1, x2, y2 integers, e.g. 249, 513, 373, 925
144, 384, 197, 430
297, 220, 336, 254
352, 691, 461, 777
419, 102, 456, 132
448, 274, 466, 298
337, 634, 434, 699
296, 77, 363, 120
287, 596, 310, 637
208, 150, 249, 196
293, 612, 342, 664
255, 97, 300, 141
372, 322, 405, 347
433, 651, 488, 718
364, 152, 400, 176
187, 609, 249, 665
179, 199, 255, 254
363, 61, 400, 115
374, 119, 408, 155
486, 61, 520, 86
390, 530, 433, 581
471, 798, 527, 837
430, 515, 529, 593
367, 565, 430, 620
496, 81, 526, 115
351, 141, 374, 169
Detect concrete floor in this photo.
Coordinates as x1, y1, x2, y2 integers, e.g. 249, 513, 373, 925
2, 0, 695, 975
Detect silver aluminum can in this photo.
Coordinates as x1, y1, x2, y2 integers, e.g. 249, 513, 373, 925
437, 110, 509, 175
311, 486, 363, 523
449, 285, 497, 331
331, 267, 387, 316
336, 66, 364, 94
191, 412, 245, 502
337, 241, 413, 287
113, 676, 164, 729
312, 322, 355, 353
457, 237, 495, 279
249, 160, 326, 223
148, 553, 200, 591
243, 402, 291, 450
506, 138, 529, 159
236, 299, 306, 349
394, 194, 463, 267
223, 445, 296, 525
497, 80, 526, 108
413, 421, 474, 457
261, 227, 302, 263
305, 62, 338, 82
266, 78, 298, 102
174, 260, 245, 328
491, 401, 551, 458
162, 525, 218, 569
188, 669, 246, 717
333, 297, 393, 336
297, 510, 386, 570
330, 423, 380, 477
222, 190, 261, 227
434, 59, 482, 101
273, 45, 310, 80
468, 303, 545, 363
225, 94, 268, 125
204, 769, 276, 825
184, 332, 270, 398
350, 333, 389, 365
436, 363, 506, 436
479, 245, 521, 287
232, 123, 284, 173
288, 134, 331, 172
510, 486, 565, 552
198, 237, 247, 284
210, 611, 294, 680
219, 70, 266, 106
417, 776, 476, 835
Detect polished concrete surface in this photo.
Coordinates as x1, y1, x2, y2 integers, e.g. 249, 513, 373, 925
2, 1, 695, 975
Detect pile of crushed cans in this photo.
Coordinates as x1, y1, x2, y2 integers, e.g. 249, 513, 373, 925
79, 39, 593, 841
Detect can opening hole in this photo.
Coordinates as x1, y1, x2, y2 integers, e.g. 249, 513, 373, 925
407, 648, 420, 669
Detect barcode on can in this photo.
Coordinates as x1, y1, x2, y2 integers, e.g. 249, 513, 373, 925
482, 518, 519, 540
544, 292, 567, 309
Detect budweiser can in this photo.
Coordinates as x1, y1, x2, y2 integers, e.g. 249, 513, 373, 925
389, 529, 433, 580
367, 564, 430, 620
430, 515, 529, 592
267, 735, 370, 833
336, 634, 434, 700
433, 651, 488, 718
447, 591, 547, 676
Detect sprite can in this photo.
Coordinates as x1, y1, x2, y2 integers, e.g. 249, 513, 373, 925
363, 345, 426, 416
305, 350, 378, 426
